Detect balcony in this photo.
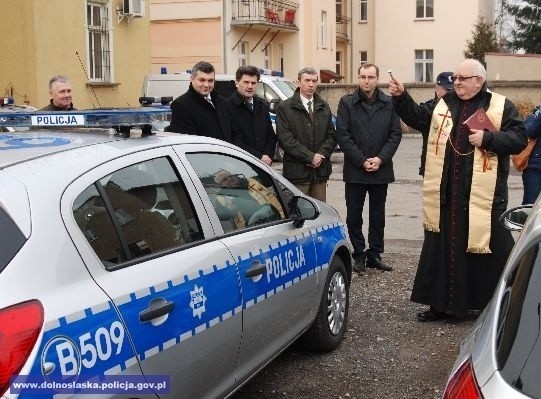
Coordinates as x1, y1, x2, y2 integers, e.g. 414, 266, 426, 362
336, 15, 350, 41
231, 0, 299, 31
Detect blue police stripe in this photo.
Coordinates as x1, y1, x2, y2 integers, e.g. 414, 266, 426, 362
22, 222, 346, 397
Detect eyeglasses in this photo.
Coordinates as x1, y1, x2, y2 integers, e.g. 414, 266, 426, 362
450, 75, 479, 82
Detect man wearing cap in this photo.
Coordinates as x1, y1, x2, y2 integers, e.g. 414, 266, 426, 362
417, 72, 454, 176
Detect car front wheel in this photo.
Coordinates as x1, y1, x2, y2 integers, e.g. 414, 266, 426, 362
301, 256, 349, 352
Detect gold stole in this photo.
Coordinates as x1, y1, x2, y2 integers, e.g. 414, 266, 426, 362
423, 93, 505, 253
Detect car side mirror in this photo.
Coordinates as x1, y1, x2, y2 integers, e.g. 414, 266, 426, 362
269, 99, 281, 113
499, 205, 534, 231
289, 196, 319, 228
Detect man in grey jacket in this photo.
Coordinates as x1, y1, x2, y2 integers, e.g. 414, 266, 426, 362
276, 67, 336, 202
336, 63, 402, 275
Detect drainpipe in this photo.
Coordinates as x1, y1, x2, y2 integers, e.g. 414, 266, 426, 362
349, 0, 353, 83
223, 0, 228, 73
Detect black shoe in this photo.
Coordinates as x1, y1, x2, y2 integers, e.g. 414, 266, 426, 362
417, 307, 455, 322
366, 256, 393, 271
353, 258, 366, 275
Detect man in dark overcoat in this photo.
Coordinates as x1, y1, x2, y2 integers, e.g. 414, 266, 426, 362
227, 66, 276, 166
336, 63, 402, 275
167, 61, 236, 142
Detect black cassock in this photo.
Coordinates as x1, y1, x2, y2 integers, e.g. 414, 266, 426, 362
410, 94, 515, 317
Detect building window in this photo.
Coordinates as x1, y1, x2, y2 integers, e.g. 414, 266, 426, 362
87, 1, 112, 82
415, 49, 433, 82
359, 50, 367, 66
320, 11, 327, 49
336, 51, 342, 76
336, 0, 343, 18
360, 0, 368, 21
263, 44, 271, 69
416, 0, 433, 19
238, 42, 248, 67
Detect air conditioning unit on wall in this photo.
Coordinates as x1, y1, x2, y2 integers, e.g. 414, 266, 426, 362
123, 0, 145, 17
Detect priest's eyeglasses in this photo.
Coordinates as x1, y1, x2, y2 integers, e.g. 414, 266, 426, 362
450, 75, 479, 82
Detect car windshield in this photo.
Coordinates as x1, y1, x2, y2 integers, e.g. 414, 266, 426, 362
496, 242, 541, 397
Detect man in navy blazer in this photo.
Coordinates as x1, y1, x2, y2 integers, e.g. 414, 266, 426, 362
226, 66, 276, 166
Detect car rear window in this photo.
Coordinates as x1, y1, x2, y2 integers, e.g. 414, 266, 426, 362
0, 207, 27, 273
496, 242, 541, 397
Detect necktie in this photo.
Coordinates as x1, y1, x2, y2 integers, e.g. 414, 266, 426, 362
206, 96, 214, 108
247, 101, 253, 110
307, 100, 313, 120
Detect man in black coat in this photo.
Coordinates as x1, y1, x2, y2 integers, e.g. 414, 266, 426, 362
336, 63, 402, 275
227, 66, 276, 166
167, 61, 235, 142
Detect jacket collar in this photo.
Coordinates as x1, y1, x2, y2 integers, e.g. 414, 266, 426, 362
291, 88, 324, 108
48, 100, 75, 111
187, 83, 217, 103
231, 91, 257, 108
354, 87, 389, 104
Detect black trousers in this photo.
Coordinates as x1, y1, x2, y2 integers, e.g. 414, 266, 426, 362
345, 182, 388, 260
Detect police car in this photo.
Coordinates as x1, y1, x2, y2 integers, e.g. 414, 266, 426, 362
0, 108, 352, 398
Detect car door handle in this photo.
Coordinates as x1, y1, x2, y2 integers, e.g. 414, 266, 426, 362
139, 300, 175, 323
245, 262, 267, 278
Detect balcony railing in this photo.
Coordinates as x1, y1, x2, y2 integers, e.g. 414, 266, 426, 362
336, 15, 350, 40
232, 0, 299, 29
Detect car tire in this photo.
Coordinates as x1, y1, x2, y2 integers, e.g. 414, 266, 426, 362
300, 256, 349, 352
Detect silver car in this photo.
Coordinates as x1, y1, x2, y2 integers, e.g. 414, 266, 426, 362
443, 202, 539, 398
0, 109, 351, 398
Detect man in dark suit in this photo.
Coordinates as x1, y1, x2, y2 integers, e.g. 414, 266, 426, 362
336, 63, 402, 275
167, 61, 235, 142
227, 66, 276, 166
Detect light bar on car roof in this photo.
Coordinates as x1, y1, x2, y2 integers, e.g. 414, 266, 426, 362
0, 107, 171, 128
1, 97, 15, 106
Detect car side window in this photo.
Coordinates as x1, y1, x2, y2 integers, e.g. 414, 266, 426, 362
186, 153, 286, 233
496, 242, 541, 395
73, 157, 203, 267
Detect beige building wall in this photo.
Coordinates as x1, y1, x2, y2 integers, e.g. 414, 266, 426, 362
0, 0, 151, 109
151, 0, 223, 73
0, 1, 38, 105
486, 53, 541, 81
150, 0, 343, 81
351, 0, 494, 84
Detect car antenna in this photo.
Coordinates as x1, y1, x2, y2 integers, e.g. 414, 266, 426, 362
115, 88, 132, 107
75, 51, 101, 108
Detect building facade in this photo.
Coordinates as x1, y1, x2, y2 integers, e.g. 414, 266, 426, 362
0, 0, 151, 109
150, 0, 494, 83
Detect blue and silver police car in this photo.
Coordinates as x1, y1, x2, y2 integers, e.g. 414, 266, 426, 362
0, 108, 352, 398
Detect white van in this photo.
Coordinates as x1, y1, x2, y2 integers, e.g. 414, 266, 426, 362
141, 71, 296, 119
